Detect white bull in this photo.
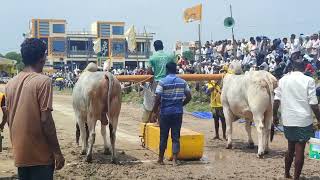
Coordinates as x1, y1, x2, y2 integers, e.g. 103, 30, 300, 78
73, 63, 121, 163
221, 69, 277, 158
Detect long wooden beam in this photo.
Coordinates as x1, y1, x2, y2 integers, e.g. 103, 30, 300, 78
116, 74, 224, 82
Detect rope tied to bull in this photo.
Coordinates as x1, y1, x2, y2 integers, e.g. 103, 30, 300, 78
120, 76, 154, 90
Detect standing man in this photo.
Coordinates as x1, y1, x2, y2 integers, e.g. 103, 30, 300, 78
273, 53, 320, 180
0, 92, 7, 131
150, 62, 191, 165
142, 40, 175, 123
5, 38, 65, 179
207, 80, 226, 140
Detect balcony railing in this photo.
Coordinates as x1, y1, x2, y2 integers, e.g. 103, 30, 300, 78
127, 51, 151, 56
68, 50, 95, 55
67, 31, 96, 35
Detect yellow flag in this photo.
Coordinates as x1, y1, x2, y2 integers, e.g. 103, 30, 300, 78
125, 25, 136, 52
184, 4, 202, 23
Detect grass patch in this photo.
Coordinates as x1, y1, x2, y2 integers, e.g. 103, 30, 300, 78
121, 89, 211, 112
185, 101, 211, 112
185, 89, 211, 112
122, 91, 143, 104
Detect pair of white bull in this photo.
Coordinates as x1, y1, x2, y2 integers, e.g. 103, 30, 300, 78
73, 62, 277, 163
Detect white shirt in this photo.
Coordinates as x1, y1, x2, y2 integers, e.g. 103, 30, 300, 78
274, 72, 318, 127
311, 39, 320, 56
290, 39, 301, 54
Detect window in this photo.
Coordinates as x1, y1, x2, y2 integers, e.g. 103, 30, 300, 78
113, 62, 123, 69
69, 41, 87, 51
112, 41, 125, 57
100, 39, 109, 57
52, 41, 65, 53
100, 24, 110, 37
112, 26, 124, 35
52, 24, 65, 33
39, 21, 49, 36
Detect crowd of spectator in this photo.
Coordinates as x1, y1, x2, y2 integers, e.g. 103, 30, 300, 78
49, 70, 78, 90
176, 32, 320, 80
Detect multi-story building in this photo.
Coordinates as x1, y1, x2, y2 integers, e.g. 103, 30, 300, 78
28, 19, 153, 70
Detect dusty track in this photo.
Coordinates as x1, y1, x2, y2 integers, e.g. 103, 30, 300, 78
0, 92, 319, 179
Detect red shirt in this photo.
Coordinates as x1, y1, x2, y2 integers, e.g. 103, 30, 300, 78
305, 63, 315, 74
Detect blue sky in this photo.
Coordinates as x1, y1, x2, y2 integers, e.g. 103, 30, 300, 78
0, 0, 319, 53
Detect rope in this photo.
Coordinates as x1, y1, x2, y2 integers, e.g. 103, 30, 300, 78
121, 76, 153, 90
139, 123, 148, 148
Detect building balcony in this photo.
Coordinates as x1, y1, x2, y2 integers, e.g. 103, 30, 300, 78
67, 50, 96, 58
68, 50, 95, 55
67, 31, 97, 37
127, 51, 151, 57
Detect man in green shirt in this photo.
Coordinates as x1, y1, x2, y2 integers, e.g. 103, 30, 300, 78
148, 40, 175, 81
142, 40, 175, 123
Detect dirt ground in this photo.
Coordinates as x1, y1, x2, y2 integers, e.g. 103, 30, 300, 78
0, 92, 320, 179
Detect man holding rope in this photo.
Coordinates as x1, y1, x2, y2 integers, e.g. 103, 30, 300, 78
142, 40, 175, 123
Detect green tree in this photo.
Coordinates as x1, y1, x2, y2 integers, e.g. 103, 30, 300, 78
182, 50, 194, 62
5, 52, 22, 62
5, 52, 24, 71
0, 53, 4, 57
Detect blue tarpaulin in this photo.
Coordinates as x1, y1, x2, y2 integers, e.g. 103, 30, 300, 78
316, 131, 320, 139
191, 112, 212, 120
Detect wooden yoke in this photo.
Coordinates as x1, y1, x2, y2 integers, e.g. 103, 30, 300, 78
116, 74, 224, 82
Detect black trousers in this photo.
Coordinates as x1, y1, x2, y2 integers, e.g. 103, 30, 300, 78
159, 113, 183, 155
18, 165, 54, 180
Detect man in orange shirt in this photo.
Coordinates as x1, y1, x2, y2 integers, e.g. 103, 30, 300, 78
5, 38, 64, 179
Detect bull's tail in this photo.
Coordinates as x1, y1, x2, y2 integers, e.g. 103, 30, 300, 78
264, 72, 277, 142
105, 72, 113, 124
270, 124, 275, 142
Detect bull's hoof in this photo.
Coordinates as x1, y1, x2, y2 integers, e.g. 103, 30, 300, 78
81, 150, 86, 155
85, 155, 93, 163
248, 142, 255, 149
111, 157, 118, 164
104, 148, 111, 155
226, 144, 232, 149
257, 153, 264, 159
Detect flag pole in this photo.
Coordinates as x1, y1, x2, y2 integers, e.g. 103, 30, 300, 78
198, 22, 201, 62
230, 4, 236, 58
